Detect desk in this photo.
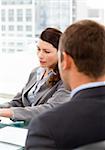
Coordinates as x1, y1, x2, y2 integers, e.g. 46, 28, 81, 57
0, 117, 29, 128
0, 126, 28, 150
0, 118, 28, 150
0, 142, 23, 150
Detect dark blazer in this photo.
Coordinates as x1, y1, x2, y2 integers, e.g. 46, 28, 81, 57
25, 86, 105, 150
0, 67, 70, 121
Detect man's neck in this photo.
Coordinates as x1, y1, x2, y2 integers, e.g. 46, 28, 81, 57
70, 72, 105, 90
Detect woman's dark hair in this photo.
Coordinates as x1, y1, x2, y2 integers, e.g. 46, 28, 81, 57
40, 27, 62, 86
40, 27, 62, 49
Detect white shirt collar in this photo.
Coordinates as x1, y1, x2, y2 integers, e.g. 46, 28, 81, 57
70, 81, 105, 98
36, 67, 45, 81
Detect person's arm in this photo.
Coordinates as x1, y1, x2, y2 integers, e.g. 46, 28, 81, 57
10, 82, 70, 121
0, 81, 70, 121
25, 116, 56, 150
0, 108, 13, 118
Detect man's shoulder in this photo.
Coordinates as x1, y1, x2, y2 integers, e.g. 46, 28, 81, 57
72, 85, 105, 100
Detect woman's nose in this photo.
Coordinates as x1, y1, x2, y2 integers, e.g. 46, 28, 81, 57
38, 51, 44, 58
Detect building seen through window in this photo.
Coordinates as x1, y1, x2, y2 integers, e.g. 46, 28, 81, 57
0, 0, 105, 99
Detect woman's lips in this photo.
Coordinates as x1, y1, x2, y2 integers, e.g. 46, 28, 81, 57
40, 61, 46, 64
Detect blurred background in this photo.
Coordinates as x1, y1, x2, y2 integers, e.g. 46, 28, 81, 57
0, 0, 105, 101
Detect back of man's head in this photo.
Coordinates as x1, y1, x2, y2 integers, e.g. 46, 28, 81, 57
60, 20, 105, 79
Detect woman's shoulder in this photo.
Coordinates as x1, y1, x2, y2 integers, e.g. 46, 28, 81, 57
28, 67, 40, 78
30, 67, 43, 75
31, 67, 45, 73
30, 67, 45, 80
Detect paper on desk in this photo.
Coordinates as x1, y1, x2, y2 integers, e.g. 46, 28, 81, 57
0, 142, 22, 150
0, 117, 14, 124
0, 126, 28, 147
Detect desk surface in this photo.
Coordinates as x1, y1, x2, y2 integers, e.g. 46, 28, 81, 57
0, 117, 29, 128
0, 118, 28, 150
0, 142, 23, 150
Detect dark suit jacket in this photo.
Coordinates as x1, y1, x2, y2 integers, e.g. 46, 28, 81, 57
1, 67, 70, 121
25, 86, 105, 150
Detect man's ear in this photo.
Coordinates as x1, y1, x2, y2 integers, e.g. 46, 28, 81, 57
62, 52, 72, 70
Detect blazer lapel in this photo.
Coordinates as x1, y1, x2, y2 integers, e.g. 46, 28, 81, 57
23, 75, 37, 95
23, 67, 46, 98
32, 83, 51, 105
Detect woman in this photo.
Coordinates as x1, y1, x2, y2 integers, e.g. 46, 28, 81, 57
0, 28, 70, 121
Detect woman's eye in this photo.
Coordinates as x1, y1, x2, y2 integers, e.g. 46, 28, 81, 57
45, 50, 50, 53
44, 49, 50, 53
37, 48, 40, 51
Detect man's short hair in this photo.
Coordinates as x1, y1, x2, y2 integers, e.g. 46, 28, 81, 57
59, 20, 105, 78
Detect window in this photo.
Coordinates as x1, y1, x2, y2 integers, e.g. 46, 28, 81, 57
1, 25, 6, 31
1, 9, 6, 22
17, 25, 23, 31
26, 9, 32, 22
26, 25, 32, 31
17, 9, 23, 21
8, 42, 15, 46
8, 48, 15, 53
2, 48, 6, 52
1, 0, 32, 5
17, 42, 23, 46
8, 25, 14, 31
8, 9, 14, 21
26, 34, 32, 37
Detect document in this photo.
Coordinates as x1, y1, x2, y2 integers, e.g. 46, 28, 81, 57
0, 142, 22, 150
0, 126, 28, 147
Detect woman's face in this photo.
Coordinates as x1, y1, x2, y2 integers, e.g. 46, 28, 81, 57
37, 39, 58, 69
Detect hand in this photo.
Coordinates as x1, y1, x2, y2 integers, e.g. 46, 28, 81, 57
0, 103, 10, 108
0, 108, 13, 118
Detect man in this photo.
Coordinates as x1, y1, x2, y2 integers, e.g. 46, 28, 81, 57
25, 20, 105, 149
